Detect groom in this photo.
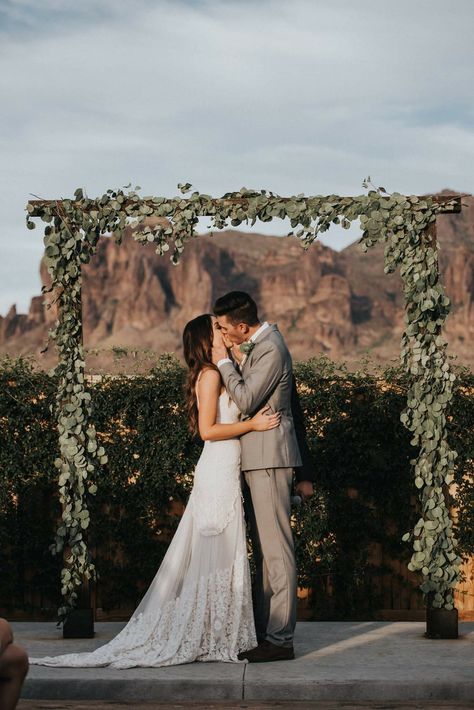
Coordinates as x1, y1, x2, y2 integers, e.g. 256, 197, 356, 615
212, 291, 314, 662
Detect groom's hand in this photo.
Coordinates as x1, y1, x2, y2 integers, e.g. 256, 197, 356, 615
295, 481, 314, 502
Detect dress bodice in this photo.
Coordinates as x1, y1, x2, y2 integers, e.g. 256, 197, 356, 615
195, 373, 241, 426
192, 373, 242, 536
197, 388, 241, 457
215, 389, 241, 424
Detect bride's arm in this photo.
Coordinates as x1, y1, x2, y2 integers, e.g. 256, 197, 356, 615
197, 369, 280, 442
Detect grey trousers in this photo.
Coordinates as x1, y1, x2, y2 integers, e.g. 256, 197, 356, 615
242, 467, 297, 648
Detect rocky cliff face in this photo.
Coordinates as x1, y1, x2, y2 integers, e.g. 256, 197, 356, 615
1, 195, 473, 371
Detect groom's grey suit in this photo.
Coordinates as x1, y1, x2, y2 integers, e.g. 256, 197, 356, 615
217, 323, 302, 648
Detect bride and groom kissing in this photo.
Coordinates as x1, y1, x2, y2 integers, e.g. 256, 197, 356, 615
29, 291, 316, 670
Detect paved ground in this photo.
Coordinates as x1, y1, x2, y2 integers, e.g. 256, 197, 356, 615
16, 702, 474, 709
12, 621, 474, 704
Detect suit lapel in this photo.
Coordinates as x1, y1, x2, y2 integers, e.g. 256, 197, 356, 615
241, 323, 278, 373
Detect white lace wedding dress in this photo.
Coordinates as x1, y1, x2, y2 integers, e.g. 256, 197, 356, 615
29, 381, 257, 668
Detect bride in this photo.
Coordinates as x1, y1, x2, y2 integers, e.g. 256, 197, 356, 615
29, 313, 281, 668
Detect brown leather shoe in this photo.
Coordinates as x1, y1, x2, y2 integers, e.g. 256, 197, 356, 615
237, 644, 258, 661
238, 639, 295, 663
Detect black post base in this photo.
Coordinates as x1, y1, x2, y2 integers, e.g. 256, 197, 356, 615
425, 607, 458, 639
63, 608, 95, 638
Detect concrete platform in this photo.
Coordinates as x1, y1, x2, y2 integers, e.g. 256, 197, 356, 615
13, 621, 474, 704
15, 702, 474, 710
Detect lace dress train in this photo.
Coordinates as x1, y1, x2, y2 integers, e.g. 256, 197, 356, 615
29, 390, 257, 668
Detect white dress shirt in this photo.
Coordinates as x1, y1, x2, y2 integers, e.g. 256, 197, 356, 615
217, 321, 270, 369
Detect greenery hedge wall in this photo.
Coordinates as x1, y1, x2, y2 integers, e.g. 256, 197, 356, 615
1, 352, 472, 619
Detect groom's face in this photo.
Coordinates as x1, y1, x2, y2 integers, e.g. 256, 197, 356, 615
215, 315, 249, 345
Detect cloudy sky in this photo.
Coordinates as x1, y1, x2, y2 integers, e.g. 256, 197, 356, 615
1, 0, 473, 315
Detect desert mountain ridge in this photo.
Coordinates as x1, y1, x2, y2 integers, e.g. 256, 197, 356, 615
1, 192, 473, 372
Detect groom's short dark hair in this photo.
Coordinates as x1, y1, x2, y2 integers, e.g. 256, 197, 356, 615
213, 291, 259, 326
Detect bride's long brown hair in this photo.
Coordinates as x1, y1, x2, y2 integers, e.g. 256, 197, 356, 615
182, 313, 221, 437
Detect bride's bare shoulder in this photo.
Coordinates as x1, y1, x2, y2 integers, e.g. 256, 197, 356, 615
196, 367, 221, 390
196, 368, 223, 406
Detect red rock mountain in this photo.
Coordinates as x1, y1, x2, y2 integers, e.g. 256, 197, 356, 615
1, 195, 473, 372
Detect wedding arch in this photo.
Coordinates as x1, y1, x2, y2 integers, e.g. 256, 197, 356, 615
27, 182, 464, 632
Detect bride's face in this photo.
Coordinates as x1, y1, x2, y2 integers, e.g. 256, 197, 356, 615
214, 315, 247, 345
211, 316, 226, 349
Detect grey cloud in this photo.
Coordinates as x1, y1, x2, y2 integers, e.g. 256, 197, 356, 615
1, 0, 473, 314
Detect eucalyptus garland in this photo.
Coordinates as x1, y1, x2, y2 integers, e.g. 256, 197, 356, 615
26, 180, 461, 622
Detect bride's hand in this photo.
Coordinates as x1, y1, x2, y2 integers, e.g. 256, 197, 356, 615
250, 405, 281, 431
211, 327, 229, 364
221, 333, 242, 361
231, 343, 244, 364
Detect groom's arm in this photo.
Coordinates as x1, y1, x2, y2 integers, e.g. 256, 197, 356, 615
217, 342, 284, 416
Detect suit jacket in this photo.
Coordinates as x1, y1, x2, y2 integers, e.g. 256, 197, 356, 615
218, 323, 303, 471
230, 352, 316, 483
